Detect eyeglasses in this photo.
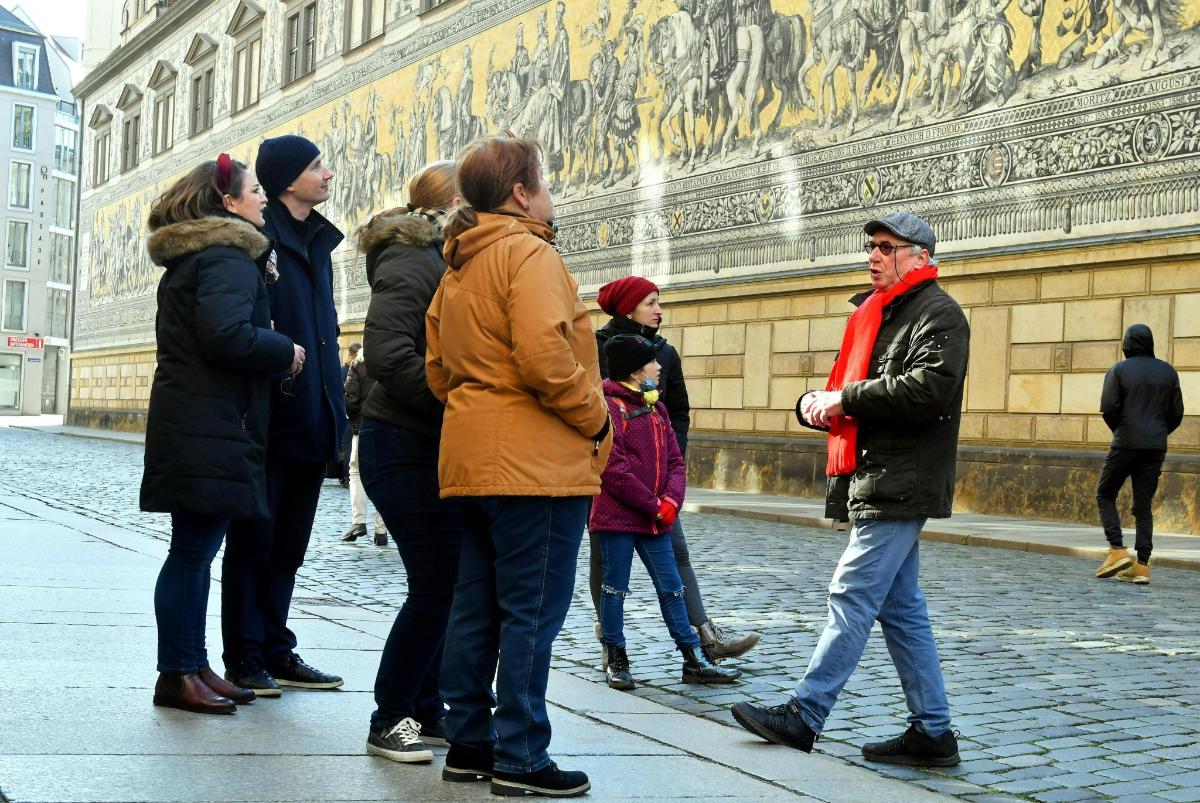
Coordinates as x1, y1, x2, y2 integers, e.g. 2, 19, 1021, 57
864, 241, 913, 256
280, 375, 295, 397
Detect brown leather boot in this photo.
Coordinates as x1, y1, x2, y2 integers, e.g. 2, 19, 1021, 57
153, 672, 236, 714
198, 667, 256, 704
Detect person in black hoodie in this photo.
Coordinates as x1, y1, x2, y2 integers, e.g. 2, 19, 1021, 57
353, 161, 465, 765
1093, 324, 1184, 585
592, 276, 761, 663
141, 155, 299, 714
221, 135, 347, 696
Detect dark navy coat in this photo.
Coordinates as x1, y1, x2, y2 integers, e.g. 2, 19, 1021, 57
261, 199, 347, 463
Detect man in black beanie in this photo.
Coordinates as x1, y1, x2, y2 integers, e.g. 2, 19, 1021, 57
222, 134, 347, 695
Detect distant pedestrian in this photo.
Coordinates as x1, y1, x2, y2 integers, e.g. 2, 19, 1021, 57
341, 342, 358, 388
221, 135, 347, 697
353, 160, 464, 765
141, 154, 300, 714
731, 211, 969, 768
1094, 324, 1184, 585
592, 276, 761, 664
342, 345, 387, 545
590, 334, 739, 691
427, 135, 611, 798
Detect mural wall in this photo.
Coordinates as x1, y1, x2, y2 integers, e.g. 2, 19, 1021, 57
75, 0, 1200, 350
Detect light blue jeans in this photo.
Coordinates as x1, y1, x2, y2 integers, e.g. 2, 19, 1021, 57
792, 518, 952, 737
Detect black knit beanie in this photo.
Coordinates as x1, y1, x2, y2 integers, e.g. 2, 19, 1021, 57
255, 135, 321, 198
605, 334, 657, 380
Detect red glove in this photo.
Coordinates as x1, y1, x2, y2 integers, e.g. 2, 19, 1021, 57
656, 498, 679, 528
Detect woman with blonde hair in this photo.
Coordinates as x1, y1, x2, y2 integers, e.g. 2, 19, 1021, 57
427, 136, 611, 797
141, 154, 301, 714
354, 161, 464, 764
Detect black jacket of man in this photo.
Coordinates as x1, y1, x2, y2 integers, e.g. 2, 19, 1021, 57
597, 316, 691, 455
1100, 324, 1184, 450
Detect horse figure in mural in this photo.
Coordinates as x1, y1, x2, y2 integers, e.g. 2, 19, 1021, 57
647, 9, 718, 171
432, 85, 485, 161
800, 0, 899, 133
757, 11, 810, 137
888, 0, 975, 124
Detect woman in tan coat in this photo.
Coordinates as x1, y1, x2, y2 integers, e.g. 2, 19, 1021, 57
426, 135, 611, 798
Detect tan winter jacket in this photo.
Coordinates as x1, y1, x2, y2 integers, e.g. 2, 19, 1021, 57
426, 212, 612, 497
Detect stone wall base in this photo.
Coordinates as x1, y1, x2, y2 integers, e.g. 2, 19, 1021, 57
67, 408, 148, 433
687, 434, 1200, 535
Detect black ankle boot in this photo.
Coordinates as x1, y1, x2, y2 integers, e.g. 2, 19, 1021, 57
442, 742, 493, 782
491, 762, 590, 797
605, 644, 635, 690
680, 643, 740, 684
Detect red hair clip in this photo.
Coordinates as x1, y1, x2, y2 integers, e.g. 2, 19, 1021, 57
216, 153, 233, 192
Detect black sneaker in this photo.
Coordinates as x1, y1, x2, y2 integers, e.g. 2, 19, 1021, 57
420, 716, 449, 747
491, 762, 590, 798
224, 661, 282, 698
862, 725, 960, 767
366, 718, 434, 764
731, 698, 817, 752
442, 742, 493, 783
267, 653, 343, 689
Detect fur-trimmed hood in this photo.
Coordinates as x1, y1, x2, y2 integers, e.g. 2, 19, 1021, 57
147, 216, 271, 267
357, 213, 442, 255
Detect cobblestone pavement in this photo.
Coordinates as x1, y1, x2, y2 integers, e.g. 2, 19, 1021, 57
5, 427, 1200, 803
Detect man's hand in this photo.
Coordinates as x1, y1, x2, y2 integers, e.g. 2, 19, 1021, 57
802, 390, 844, 428
290, 344, 306, 376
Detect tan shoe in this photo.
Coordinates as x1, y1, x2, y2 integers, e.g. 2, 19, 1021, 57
1117, 561, 1150, 585
1095, 547, 1133, 578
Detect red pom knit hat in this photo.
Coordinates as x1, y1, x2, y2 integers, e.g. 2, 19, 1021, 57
596, 276, 659, 318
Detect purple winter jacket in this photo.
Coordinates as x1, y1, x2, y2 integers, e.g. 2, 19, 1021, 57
588, 379, 686, 535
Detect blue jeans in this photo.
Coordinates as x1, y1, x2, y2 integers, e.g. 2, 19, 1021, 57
359, 418, 463, 730
594, 530, 700, 650
440, 496, 587, 774
792, 518, 952, 738
155, 512, 229, 673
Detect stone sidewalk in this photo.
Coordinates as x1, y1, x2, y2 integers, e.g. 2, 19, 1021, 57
0, 490, 947, 803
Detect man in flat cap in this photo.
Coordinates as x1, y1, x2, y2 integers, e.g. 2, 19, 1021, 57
731, 211, 970, 767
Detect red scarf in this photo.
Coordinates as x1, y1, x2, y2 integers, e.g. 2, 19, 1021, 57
824, 266, 939, 476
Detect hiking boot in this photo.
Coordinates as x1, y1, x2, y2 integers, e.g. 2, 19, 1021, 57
1096, 547, 1133, 578
420, 716, 449, 747
1117, 561, 1150, 585
267, 653, 343, 689
342, 524, 367, 542
681, 643, 740, 684
224, 660, 282, 698
730, 698, 816, 752
491, 762, 590, 797
698, 620, 761, 662
605, 644, 635, 690
442, 743, 493, 783
862, 725, 960, 767
373, 529, 388, 546
366, 718, 434, 764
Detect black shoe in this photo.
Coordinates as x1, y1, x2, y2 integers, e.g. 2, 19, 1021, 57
342, 524, 366, 542
267, 653, 343, 689
366, 717, 434, 763
731, 698, 817, 752
862, 725, 960, 767
420, 716, 449, 747
681, 643, 740, 684
605, 644, 635, 690
224, 660, 282, 698
374, 530, 388, 546
442, 742, 494, 783
491, 762, 590, 797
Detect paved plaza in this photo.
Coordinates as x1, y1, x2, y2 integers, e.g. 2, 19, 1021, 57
1, 426, 1199, 802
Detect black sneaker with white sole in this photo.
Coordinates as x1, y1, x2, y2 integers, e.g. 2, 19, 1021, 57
366, 718, 434, 764
490, 762, 590, 798
224, 661, 282, 698
267, 653, 343, 689
419, 716, 449, 747
442, 743, 493, 783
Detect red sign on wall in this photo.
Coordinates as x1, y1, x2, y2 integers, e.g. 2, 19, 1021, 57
6, 336, 44, 350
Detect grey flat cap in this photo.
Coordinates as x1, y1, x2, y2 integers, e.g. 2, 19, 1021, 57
864, 212, 937, 259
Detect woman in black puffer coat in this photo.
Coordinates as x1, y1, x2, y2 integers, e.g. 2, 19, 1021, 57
141, 156, 300, 715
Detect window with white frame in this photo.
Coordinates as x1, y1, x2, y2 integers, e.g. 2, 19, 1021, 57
54, 126, 77, 173
12, 104, 34, 150
8, 161, 31, 208
121, 112, 141, 171
49, 232, 72, 284
2, 279, 27, 331
13, 44, 38, 89
52, 178, 74, 229
92, 129, 111, 184
345, 0, 385, 51
6, 220, 29, 269
284, 1, 318, 84
47, 288, 70, 339
152, 90, 175, 154
232, 35, 262, 112
190, 67, 214, 134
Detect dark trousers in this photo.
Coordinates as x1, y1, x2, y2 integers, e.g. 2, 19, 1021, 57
440, 496, 588, 775
221, 456, 325, 671
595, 530, 700, 650
155, 512, 229, 673
359, 418, 463, 730
589, 517, 708, 626
1096, 447, 1166, 564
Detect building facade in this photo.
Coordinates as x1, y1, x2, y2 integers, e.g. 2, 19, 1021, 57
71, 0, 1200, 528
0, 6, 78, 415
